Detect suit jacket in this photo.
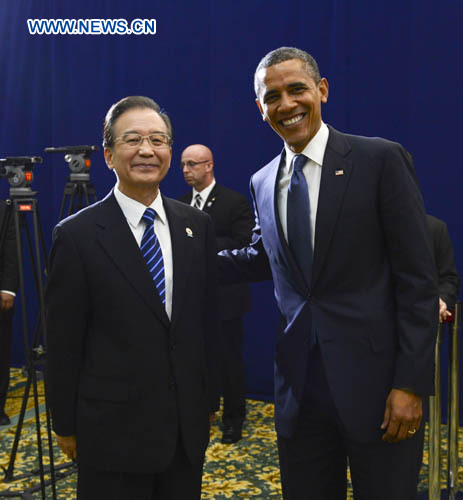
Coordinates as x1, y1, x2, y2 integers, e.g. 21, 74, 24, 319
0, 200, 19, 293
219, 126, 438, 441
179, 183, 253, 321
427, 214, 460, 309
45, 191, 219, 474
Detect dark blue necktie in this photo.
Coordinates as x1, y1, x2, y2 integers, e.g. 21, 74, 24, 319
287, 154, 313, 288
141, 208, 166, 304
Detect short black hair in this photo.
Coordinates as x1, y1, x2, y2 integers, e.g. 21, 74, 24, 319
103, 96, 173, 148
254, 47, 321, 98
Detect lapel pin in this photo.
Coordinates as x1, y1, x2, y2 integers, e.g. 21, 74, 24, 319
207, 197, 216, 207
335, 170, 344, 176
186, 227, 193, 237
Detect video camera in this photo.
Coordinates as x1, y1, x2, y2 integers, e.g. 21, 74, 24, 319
44, 145, 99, 181
0, 156, 43, 194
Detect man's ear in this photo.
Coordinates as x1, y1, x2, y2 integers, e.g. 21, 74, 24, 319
104, 147, 114, 170
256, 98, 267, 122
319, 78, 329, 103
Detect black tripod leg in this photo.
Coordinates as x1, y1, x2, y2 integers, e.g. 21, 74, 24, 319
57, 189, 68, 223
68, 184, 77, 217
32, 202, 56, 499
31, 368, 46, 499
82, 182, 90, 207
3, 369, 33, 481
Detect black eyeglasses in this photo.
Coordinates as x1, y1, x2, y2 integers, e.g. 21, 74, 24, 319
180, 160, 209, 169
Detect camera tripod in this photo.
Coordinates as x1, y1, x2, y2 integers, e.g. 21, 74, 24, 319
0, 188, 74, 499
44, 145, 99, 221
58, 173, 97, 221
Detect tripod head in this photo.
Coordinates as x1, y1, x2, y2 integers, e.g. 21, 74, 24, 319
0, 156, 43, 197
45, 145, 99, 181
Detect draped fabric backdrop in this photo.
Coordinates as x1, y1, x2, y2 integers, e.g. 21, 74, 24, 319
0, 0, 461, 401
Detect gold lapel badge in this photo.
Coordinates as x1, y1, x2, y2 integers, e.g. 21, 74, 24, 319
335, 170, 344, 176
207, 197, 216, 208
186, 227, 193, 237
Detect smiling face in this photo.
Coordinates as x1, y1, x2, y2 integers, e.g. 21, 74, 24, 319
255, 58, 328, 153
104, 107, 172, 205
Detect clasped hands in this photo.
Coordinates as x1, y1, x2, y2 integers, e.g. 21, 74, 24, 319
381, 388, 422, 443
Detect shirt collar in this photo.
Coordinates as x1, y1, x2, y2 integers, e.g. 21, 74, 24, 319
114, 184, 168, 229
192, 178, 216, 202
284, 122, 329, 171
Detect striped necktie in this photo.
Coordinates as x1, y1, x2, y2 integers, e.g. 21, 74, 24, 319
194, 193, 202, 209
141, 208, 165, 304
287, 154, 313, 288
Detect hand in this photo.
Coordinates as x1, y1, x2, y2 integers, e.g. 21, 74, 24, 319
0, 292, 14, 311
381, 388, 422, 443
55, 434, 77, 460
439, 298, 452, 323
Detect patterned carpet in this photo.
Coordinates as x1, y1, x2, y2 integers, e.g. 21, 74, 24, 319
0, 369, 461, 499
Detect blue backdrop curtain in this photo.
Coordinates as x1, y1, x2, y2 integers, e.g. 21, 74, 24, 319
0, 0, 461, 401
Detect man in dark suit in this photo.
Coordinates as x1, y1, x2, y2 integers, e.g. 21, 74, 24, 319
0, 200, 19, 425
218, 47, 438, 499
179, 144, 253, 443
427, 214, 460, 322
45, 96, 219, 500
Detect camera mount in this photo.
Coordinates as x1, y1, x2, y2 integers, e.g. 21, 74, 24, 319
45, 145, 99, 220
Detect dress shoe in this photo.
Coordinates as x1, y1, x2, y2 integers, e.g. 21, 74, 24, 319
0, 412, 10, 426
221, 425, 242, 444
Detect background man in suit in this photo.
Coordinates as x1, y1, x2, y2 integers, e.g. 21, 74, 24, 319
45, 96, 219, 500
0, 200, 19, 425
218, 47, 438, 499
179, 144, 254, 444
426, 214, 460, 322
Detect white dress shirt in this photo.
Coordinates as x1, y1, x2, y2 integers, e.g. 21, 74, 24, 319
191, 179, 216, 210
114, 186, 173, 320
277, 122, 329, 249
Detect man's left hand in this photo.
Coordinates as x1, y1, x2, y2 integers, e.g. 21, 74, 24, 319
381, 388, 422, 443
0, 292, 14, 311
439, 298, 452, 323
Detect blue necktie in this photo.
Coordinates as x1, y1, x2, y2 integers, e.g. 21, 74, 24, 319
141, 208, 166, 304
287, 154, 313, 288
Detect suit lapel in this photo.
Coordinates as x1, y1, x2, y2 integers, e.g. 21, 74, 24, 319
312, 127, 353, 287
162, 197, 193, 332
202, 184, 219, 213
260, 154, 309, 296
95, 192, 170, 328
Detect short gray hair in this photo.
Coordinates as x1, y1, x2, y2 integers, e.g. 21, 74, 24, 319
103, 96, 173, 148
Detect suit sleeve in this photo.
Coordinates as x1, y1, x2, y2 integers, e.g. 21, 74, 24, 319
379, 144, 439, 396
217, 178, 273, 285
45, 223, 89, 436
0, 205, 19, 292
216, 195, 254, 251
203, 216, 221, 412
434, 221, 460, 309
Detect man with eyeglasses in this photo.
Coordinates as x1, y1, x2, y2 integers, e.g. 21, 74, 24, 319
45, 96, 219, 500
179, 144, 254, 444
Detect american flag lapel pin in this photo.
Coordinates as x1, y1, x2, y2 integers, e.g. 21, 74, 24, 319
335, 170, 344, 176
186, 227, 193, 237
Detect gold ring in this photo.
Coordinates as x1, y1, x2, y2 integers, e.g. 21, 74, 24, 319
407, 428, 417, 435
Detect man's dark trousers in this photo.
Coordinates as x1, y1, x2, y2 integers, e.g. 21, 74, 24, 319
277, 344, 425, 500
